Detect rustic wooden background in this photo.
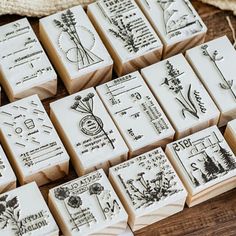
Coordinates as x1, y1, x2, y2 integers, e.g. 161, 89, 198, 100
0, 1, 236, 235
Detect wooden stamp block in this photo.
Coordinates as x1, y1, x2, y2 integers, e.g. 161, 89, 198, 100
50, 87, 129, 176
186, 36, 236, 127
39, 6, 113, 94
141, 54, 220, 139
87, 0, 163, 76
224, 119, 236, 155
0, 18, 57, 102
165, 126, 236, 207
109, 147, 187, 231
0, 145, 16, 193
0, 182, 59, 236
137, 0, 207, 59
0, 95, 70, 186
96, 71, 175, 157
49, 169, 128, 236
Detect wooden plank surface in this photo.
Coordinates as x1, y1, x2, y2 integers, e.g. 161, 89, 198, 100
0, 1, 236, 235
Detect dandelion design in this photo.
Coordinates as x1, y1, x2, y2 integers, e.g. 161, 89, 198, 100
0, 195, 23, 235
119, 155, 182, 210
156, 0, 203, 38
54, 9, 103, 70
71, 93, 115, 149
54, 186, 95, 231
161, 60, 206, 119
201, 44, 236, 102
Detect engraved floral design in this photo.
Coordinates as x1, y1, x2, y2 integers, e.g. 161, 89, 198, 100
161, 60, 206, 119
71, 93, 115, 149
156, 0, 203, 38
109, 18, 139, 53
124, 166, 181, 209
89, 183, 104, 195
0, 195, 23, 234
54, 9, 103, 69
67, 196, 82, 209
54, 185, 95, 231
89, 183, 106, 219
54, 186, 70, 200
201, 44, 236, 101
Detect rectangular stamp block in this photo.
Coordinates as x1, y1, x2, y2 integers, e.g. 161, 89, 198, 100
186, 36, 236, 127
40, 6, 113, 94
50, 87, 129, 176
49, 169, 128, 236
141, 54, 220, 139
96, 71, 175, 157
0, 182, 59, 236
109, 147, 187, 231
0, 145, 16, 194
0, 95, 70, 186
87, 0, 163, 76
166, 126, 236, 207
0, 18, 57, 102
137, 0, 207, 58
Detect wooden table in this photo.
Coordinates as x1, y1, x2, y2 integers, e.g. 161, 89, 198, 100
0, 1, 236, 235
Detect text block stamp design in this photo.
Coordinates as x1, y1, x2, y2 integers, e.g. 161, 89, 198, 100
97, 71, 175, 157
0, 18, 57, 102
0, 95, 70, 186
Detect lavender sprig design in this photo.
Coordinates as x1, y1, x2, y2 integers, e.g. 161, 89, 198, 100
201, 45, 236, 101
71, 93, 115, 149
54, 10, 102, 69
0, 195, 23, 235
109, 18, 139, 53
161, 60, 200, 119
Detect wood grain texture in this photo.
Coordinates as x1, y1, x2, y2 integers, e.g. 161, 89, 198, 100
0, 1, 236, 235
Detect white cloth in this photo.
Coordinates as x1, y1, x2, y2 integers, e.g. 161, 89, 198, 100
0, 0, 235, 17
0, 0, 94, 17
200, 0, 236, 15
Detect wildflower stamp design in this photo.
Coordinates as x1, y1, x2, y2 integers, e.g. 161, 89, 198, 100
49, 169, 128, 236
161, 60, 206, 119
138, 0, 207, 58
142, 54, 220, 139
50, 88, 128, 175
0, 182, 59, 236
0, 146, 16, 194
166, 126, 236, 207
109, 147, 187, 231
186, 36, 236, 126
40, 6, 113, 94
96, 71, 175, 157
0, 18, 57, 102
0, 95, 70, 186
87, 0, 163, 76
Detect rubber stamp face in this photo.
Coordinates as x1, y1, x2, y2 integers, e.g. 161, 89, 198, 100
54, 9, 103, 70
0, 182, 59, 236
49, 169, 128, 235
0, 95, 69, 178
